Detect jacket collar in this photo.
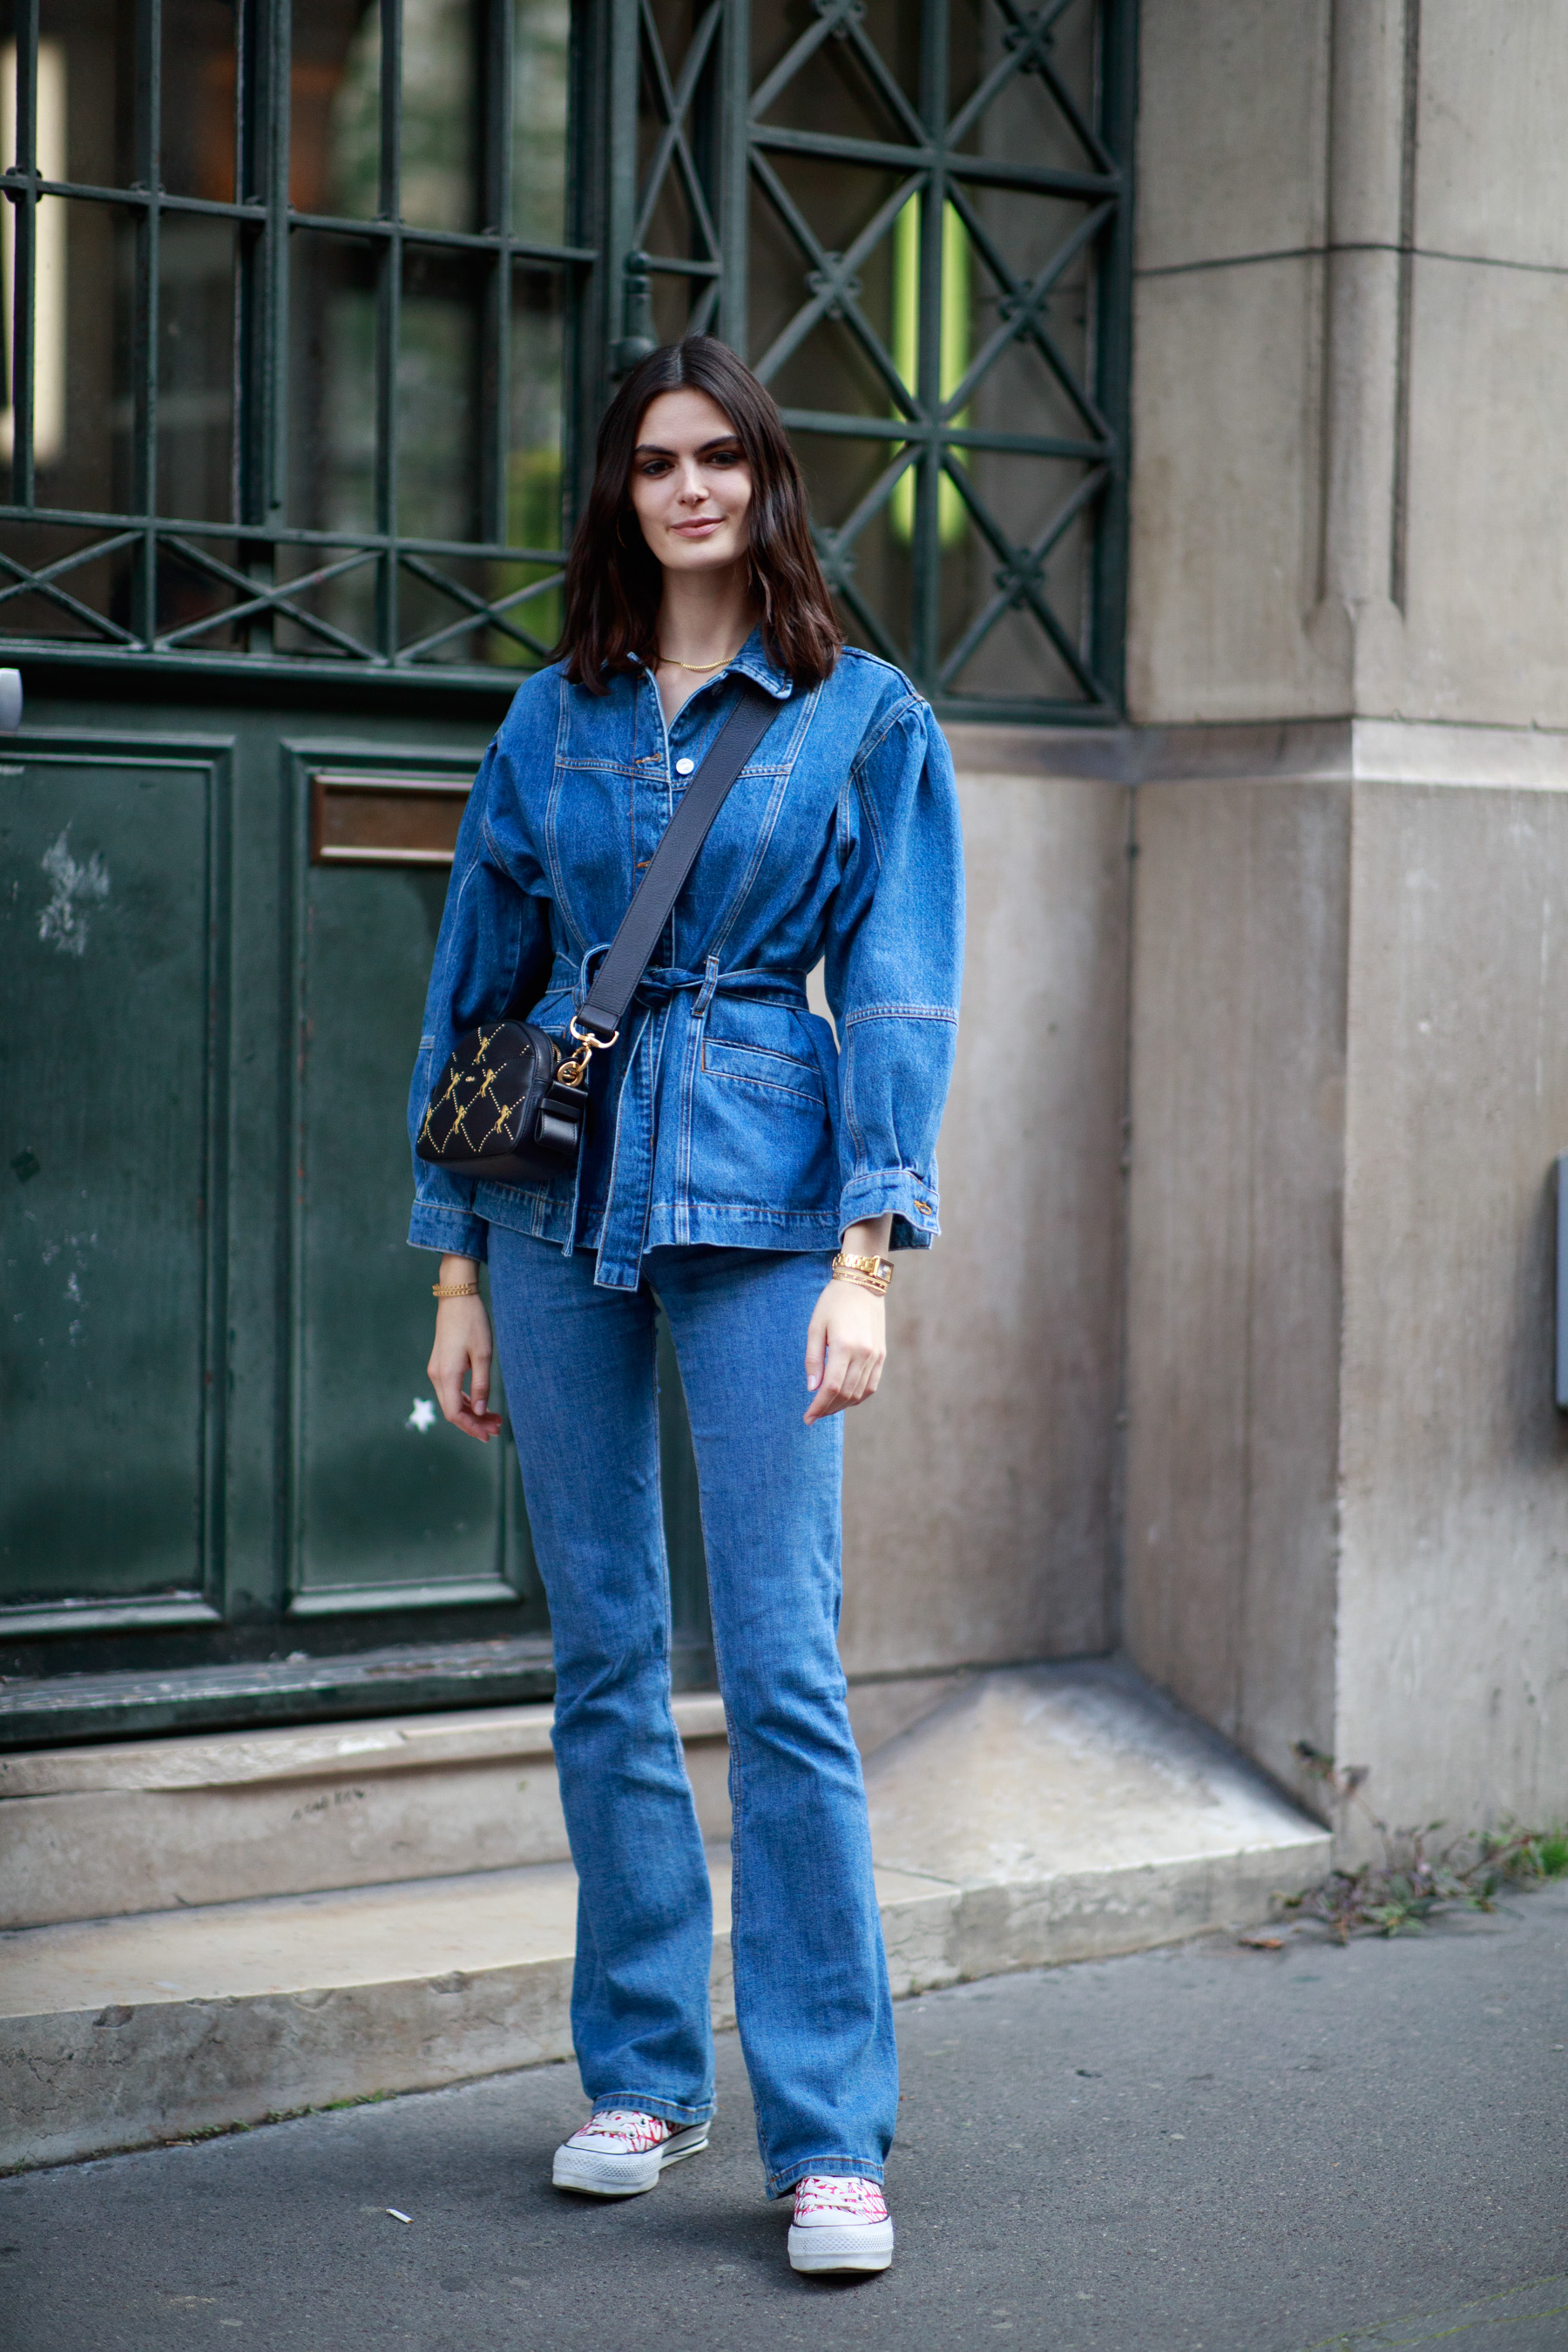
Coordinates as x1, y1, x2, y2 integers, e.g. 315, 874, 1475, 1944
625, 625, 794, 703
729, 627, 794, 700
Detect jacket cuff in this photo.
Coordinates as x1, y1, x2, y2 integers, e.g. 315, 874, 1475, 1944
409, 1202, 490, 1261
839, 1168, 939, 1253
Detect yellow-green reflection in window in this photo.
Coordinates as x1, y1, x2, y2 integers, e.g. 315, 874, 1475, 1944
891, 193, 969, 546
489, 444, 563, 665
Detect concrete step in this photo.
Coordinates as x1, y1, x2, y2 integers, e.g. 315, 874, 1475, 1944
0, 1680, 962, 1930
0, 1663, 1329, 2171
0, 1849, 954, 2173
862, 1663, 1331, 1976
0, 1697, 732, 1930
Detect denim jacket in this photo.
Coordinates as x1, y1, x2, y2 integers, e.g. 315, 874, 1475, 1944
407, 630, 964, 1291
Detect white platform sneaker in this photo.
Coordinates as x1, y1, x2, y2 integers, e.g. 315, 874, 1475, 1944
787, 2173, 895, 2274
551, 2107, 710, 2197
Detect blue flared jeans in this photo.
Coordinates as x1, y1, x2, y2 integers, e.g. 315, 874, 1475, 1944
487, 1230, 897, 2196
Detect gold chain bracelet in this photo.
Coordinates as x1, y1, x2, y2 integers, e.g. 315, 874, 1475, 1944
831, 1252, 893, 1296
431, 1281, 480, 1299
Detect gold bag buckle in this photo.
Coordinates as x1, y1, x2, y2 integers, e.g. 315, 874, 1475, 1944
557, 1014, 619, 1089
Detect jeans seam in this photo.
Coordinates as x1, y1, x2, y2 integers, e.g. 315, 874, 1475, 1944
707, 1608, 744, 2154
651, 1307, 672, 1672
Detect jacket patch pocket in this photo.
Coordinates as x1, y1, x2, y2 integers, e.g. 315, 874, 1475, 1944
701, 1004, 827, 1108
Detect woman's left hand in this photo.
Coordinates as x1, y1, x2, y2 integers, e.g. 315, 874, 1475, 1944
804, 1277, 887, 1423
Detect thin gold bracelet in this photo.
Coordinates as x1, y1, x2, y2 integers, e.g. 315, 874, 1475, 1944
831, 1253, 892, 1296
431, 1281, 480, 1299
833, 1267, 888, 1297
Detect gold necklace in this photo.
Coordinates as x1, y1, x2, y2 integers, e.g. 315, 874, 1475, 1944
657, 645, 743, 674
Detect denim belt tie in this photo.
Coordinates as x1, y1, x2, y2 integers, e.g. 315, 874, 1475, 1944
563, 950, 811, 1289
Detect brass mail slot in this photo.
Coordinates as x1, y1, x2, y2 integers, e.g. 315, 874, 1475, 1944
310, 770, 471, 867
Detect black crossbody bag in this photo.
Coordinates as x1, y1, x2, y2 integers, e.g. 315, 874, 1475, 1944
416, 678, 777, 1189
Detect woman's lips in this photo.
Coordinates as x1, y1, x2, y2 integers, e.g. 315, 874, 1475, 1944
671, 517, 723, 537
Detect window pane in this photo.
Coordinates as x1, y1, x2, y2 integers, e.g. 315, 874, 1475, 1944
787, 424, 913, 669
288, 228, 379, 535
27, 0, 131, 191
488, 258, 564, 664
154, 535, 253, 651
294, 0, 381, 219
510, 260, 564, 475
398, 242, 482, 541
158, 214, 235, 521
953, 0, 1103, 178
751, 0, 921, 154
510, 0, 568, 246
632, 0, 722, 340
160, 0, 236, 201
401, 0, 476, 233
274, 537, 379, 659
400, 549, 496, 663
0, 519, 133, 639
0, 192, 131, 510
939, 452, 1092, 705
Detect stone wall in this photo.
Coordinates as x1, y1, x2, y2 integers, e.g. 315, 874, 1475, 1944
1336, 767, 1568, 1841
1123, 764, 1348, 1802
837, 737, 1131, 1679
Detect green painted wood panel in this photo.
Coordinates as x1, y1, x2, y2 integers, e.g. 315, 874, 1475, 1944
0, 744, 226, 1626
288, 754, 544, 1622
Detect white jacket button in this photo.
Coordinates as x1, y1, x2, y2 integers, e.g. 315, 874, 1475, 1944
674, 756, 695, 775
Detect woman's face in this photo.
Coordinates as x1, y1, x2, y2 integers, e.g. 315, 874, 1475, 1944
628, 388, 753, 578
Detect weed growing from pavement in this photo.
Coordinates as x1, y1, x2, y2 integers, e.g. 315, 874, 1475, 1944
1252, 1744, 1568, 1945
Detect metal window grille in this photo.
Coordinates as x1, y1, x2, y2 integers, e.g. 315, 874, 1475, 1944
0, 0, 1132, 719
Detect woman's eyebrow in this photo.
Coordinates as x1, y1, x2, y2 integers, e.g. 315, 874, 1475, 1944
632, 436, 742, 457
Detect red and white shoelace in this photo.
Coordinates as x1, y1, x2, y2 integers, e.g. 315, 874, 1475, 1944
793, 2174, 889, 2224
567, 2109, 674, 2153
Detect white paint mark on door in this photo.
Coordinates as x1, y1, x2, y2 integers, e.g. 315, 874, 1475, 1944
37, 830, 109, 956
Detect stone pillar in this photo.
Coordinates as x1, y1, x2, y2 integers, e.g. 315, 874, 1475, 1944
1122, 3, 1568, 1846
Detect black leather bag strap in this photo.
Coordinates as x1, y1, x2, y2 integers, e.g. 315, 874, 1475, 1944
571, 676, 778, 1046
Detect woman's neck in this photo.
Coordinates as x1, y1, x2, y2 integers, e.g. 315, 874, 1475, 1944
655, 561, 756, 671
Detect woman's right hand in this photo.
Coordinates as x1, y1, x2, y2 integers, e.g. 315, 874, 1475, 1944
427, 1256, 504, 1443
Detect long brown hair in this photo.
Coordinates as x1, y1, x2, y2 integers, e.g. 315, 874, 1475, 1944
555, 338, 841, 693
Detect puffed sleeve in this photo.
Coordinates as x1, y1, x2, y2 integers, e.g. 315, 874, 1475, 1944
406, 736, 552, 1260
823, 694, 964, 1250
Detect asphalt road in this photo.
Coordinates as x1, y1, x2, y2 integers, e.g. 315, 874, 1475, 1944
4, 1884, 1567, 2352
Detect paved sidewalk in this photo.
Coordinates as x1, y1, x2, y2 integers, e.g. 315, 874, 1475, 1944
3, 1883, 1566, 2351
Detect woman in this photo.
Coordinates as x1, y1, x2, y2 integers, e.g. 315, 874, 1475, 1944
409, 337, 963, 2276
